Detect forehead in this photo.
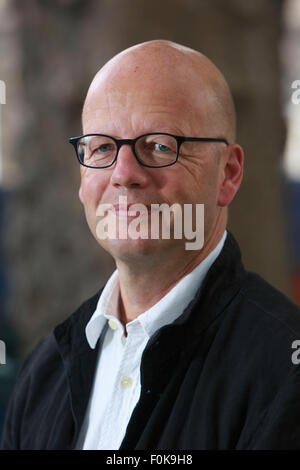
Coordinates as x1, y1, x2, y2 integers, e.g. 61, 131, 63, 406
82, 73, 212, 136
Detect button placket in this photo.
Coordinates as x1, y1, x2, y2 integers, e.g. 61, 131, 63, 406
118, 329, 135, 389
99, 322, 147, 449
96, 327, 127, 448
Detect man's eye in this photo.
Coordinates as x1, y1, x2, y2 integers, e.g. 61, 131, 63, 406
95, 143, 114, 153
154, 143, 170, 152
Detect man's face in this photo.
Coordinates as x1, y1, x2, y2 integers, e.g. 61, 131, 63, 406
80, 60, 227, 263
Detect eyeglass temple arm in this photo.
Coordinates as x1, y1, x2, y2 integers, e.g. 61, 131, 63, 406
180, 137, 229, 145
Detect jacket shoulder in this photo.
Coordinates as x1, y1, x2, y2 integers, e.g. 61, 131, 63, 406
240, 271, 300, 335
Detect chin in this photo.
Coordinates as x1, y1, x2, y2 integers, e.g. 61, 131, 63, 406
101, 237, 176, 263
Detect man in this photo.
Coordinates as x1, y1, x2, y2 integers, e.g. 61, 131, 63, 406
2, 40, 300, 450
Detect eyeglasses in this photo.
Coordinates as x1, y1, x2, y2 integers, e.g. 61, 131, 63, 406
69, 132, 229, 169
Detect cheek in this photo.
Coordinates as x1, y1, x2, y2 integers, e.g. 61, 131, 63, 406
180, 168, 219, 206
81, 170, 108, 206
166, 169, 205, 204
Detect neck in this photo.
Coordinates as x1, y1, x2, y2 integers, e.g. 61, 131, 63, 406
116, 208, 227, 325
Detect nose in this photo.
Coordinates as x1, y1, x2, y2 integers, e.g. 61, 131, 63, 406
110, 143, 150, 189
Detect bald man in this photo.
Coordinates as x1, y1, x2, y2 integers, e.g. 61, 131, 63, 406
2, 40, 300, 450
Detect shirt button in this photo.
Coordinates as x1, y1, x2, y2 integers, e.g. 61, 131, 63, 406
121, 376, 133, 388
108, 319, 118, 330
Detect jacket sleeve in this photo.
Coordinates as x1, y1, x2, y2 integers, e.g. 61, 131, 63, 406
0, 351, 34, 449
243, 365, 300, 449
0, 335, 53, 450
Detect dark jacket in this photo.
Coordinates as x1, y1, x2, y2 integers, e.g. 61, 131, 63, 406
2, 232, 300, 450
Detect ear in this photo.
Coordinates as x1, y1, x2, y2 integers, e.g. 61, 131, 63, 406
217, 144, 244, 207
79, 185, 84, 204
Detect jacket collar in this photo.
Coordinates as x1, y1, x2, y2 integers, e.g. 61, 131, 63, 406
54, 231, 244, 352
85, 230, 227, 350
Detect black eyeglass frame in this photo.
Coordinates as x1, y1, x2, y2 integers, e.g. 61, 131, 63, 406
69, 132, 229, 169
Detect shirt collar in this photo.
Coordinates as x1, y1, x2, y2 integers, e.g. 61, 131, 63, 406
85, 230, 227, 349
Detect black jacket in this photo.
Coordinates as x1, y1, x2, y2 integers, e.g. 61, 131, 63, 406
2, 232, 300, 450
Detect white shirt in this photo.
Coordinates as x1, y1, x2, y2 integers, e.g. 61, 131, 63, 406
76, 231, 227, 450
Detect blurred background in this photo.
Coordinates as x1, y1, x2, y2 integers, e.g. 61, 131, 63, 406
0, 0, 299, 436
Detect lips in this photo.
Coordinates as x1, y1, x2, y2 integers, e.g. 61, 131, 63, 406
113, 203, 150, 217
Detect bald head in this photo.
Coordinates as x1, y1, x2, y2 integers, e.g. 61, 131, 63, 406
78, 39, 244, 268
82, 39, 236, 143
